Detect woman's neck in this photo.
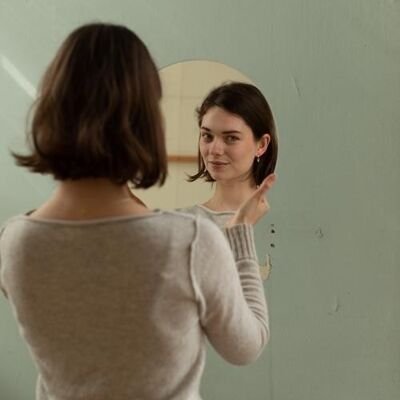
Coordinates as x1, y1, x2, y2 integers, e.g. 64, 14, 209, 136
203, 179, 257, 212
31, 178, 149, 220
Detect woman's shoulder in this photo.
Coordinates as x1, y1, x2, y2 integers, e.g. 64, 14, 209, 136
178, 204, 234, 216
162, 209, 222, 235
177, 205, 234, 231
175, 204, 206, 220
0, 214, 37, 253
175, 204, 202, 214
0, 214, 28, 236
159, 208, 197, 220
177, 205, 217, 223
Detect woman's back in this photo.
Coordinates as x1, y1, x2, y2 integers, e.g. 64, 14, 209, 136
1, 22, 271, 399
0, 210, 268, 400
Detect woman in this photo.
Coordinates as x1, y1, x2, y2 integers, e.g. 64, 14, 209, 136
181, 82, 278, 279
0, 24, 274, 400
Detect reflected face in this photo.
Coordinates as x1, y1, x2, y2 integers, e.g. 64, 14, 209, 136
199, 106, 260, 184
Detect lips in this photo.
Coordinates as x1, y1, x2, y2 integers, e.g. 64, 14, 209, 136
208, 161, 229, 166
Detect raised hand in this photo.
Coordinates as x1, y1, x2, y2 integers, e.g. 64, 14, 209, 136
226, 174, 277, 227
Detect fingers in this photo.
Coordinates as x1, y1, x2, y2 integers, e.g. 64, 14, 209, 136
257, 173, 277, 196
264, 173, 277, 188
232, 173, 276, 226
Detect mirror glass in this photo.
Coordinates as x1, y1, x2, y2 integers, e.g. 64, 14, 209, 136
132, 60, 272, 280
133, 60, 253, 210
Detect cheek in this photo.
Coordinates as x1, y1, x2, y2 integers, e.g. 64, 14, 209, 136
233, 145, 256, 167
199, 142, 208, 158
234, 144, 253, 159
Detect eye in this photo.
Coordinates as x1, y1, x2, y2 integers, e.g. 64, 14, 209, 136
225, 135, 240, 143
200, 132, 213, 142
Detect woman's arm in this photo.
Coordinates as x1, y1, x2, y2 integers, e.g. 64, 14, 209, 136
190, 175, 276, 364
190, 219, 269, 365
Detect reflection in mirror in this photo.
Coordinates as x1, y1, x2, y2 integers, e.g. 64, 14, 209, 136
134, 60, 253, 209
131, 60, 277, 280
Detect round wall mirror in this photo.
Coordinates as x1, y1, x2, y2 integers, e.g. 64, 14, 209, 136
131, 60, 271, 280
132, 60, 253, 209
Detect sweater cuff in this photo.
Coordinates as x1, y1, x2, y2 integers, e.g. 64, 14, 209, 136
224, 224, 258, 261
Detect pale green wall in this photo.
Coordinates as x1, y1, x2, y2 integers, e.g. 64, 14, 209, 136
1, 1, 399, 399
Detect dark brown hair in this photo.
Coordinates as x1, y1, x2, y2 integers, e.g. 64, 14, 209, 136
13, 23, 167, 188
188, 82, 278, 186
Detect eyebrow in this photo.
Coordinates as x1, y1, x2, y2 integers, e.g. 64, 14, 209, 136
200, 126, 242, 134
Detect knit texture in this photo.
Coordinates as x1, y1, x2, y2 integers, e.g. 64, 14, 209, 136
0, 210, 268, 400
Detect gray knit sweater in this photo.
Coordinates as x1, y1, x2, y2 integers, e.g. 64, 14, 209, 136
178, 205, 234, 231
179, 205, 272, 281
0, 210, 269, 400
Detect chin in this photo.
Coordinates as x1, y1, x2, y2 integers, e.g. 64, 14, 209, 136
210, 174, 233, 183
208, 171, 224, 181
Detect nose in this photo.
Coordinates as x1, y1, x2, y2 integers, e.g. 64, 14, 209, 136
209, 137, 224, 155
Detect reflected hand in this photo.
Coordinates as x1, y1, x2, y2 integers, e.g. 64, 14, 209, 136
226, 173, 277, 227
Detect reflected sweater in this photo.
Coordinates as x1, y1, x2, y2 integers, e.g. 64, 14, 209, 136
0, 210, 269, 400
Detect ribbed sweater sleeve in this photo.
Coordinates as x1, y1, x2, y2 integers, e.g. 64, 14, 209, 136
190, 217, 269, 365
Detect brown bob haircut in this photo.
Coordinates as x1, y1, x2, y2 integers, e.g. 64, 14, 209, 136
13, 23, 167, 188
188, 82, 278, 186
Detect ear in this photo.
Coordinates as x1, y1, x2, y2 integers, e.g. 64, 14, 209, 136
256, 133, 271, 157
